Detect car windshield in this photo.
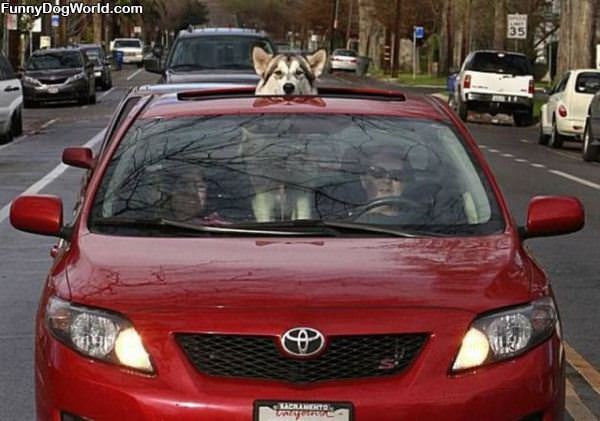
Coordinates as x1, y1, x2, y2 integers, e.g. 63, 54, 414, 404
90, 114, 503, 237
333, 50, 357, 57
575, 72, 600, 94
467, 52, 532, 75
114, 40, 141, 48
26, 52, 83, 70
83, 48, 102, 59
169, 36, 274, 70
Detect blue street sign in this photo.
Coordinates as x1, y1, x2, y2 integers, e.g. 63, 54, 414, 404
51, 15, 59, 27
414, 26, 424, 39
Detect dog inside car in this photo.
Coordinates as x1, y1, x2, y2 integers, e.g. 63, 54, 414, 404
252, 47, 328, 95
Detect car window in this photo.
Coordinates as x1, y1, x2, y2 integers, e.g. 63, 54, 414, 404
27, 52, 83, 70
114, 40, 142, 48
555, 72, 570, 93
83, 48, 104, 61
0, 53, 13, 80
333, 50, 357, 57
574, 72, 600, 94
466, 52, 532, 76
169, 36, 274, 70
90, 115, 503, 236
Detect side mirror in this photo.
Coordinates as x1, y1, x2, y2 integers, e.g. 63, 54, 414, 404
144, 56, 163, 74
62, 147, 95, 169
10, 195, 64, 237
521, 196, 584, 239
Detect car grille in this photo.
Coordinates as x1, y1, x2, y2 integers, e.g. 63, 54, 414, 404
39, 77, 68, 85
176, 333, 427, 383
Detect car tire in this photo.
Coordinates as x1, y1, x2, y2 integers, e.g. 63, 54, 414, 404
12, 108, 22, 137
538, 121, 550, 145
513, 110, 533, 127
582, 121, 599, 162
457, 97, 468, 122
0, 119, 13, 145
548, 119, 564, 149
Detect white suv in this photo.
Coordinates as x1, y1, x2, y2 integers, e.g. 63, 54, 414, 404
454, 50, 534, 126
0, 51, 23, 144
110, 38, 144, 67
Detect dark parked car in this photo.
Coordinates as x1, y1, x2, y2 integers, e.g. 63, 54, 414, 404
11, 85, 583, 420
582, 88, 600, 161
78, 43, 112, 90
144, 27, 275, 84
22, 47, 96, 107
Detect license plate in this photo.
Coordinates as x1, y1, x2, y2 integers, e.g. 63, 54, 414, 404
254, 401, 353, 421
94, 71, 102, 77
492, 95, 505, 102
47, 87, 59, 94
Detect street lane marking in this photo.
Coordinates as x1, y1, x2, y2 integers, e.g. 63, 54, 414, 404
127, 68, 143, 81
514, 158, 528, 163
531, 163, 546, 168
0, 129, 105, 224
40, 119, 57, 129
565, 379, 598, 421
0, 135, 28, 152
479, 145, 488, 149
501, 153, 514, 158
520, 139, 532, 144
100, 87, 114, 99
565, 342, 600, 396
488, 148, 499, 153
548, 170, 600, 190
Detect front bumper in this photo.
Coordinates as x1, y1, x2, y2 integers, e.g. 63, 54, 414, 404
331, 61, 357, 71
23, 80, 87, 103
37, 326, 565, 421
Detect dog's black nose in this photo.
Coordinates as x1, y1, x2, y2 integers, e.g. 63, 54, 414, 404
283, 83, 295, 95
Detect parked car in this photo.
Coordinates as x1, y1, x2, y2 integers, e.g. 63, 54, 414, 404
539, 69, 600, 149
144, 27, 275, 84
110, 38, 144, 67
453, 50, 535, 126
329, 49, 358, 72
582, 89, 600, 161
0, 49, 22, 143
11, 86, 583, 421
78, 43, 112, 90
22, 47, 96, 107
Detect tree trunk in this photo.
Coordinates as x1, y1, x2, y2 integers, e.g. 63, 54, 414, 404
93, 14, 102, 44
557, 0, 595, 76
493, 0, 506, 50
438, 0, 452, 74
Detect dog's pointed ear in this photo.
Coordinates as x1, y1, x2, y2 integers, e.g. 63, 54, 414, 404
252, 46, 272, 77
306, 49, 328, 78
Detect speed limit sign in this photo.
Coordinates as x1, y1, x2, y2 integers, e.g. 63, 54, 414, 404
507, 14, 527, 39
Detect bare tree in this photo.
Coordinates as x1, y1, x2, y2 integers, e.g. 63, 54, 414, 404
493, 0, 506, 50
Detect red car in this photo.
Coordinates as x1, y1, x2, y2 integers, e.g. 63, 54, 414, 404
12, 86, 583, 421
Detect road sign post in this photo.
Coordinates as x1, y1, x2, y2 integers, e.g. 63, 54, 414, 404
413, 26, 424, 80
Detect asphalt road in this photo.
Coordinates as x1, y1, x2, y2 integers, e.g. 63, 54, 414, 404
0, 68, 598, 420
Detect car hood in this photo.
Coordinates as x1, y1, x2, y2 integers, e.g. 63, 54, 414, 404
25, 68, 82, 79
165, 70, 260, 84
62, 234, 533, 315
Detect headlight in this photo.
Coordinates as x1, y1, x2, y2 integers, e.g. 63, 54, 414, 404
23, 75, 41, 86
46, 296, 154, 373
452, 297, 558, 372
66, 72, 86, 83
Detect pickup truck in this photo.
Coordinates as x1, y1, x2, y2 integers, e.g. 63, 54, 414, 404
453, 50, 535, 126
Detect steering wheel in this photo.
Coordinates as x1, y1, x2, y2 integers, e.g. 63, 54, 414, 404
348, 196, 429, 221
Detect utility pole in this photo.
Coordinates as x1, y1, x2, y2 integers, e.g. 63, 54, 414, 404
329, 0, 340, 53
390, 0, 400, 77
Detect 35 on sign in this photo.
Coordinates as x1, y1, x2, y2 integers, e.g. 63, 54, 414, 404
507, 14, 527, 39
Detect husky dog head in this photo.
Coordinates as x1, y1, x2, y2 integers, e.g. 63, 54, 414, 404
253, 47, 328, 95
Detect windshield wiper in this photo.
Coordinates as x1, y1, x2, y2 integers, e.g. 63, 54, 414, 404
169, 64, 210, 70
226, 219, 447, 238
90, 217, 333, 236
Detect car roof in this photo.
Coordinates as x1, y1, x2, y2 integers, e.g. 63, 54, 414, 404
137, 86, 450, 122
470, 50, 528, 57
32, 47, 82, 55
177, 27, 269, 39
77, 44, 102, 49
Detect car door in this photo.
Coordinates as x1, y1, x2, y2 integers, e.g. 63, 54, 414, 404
0, 52, 21, 133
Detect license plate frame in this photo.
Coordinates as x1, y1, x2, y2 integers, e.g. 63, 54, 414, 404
492, 94, 506, 102
254, 400, 353, 421
47, 87, 59, 94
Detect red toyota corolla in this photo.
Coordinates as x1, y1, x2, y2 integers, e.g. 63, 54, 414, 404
11, 87, 583, 421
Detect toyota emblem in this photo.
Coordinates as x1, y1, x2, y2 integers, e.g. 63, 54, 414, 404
281, 327, 325, 357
